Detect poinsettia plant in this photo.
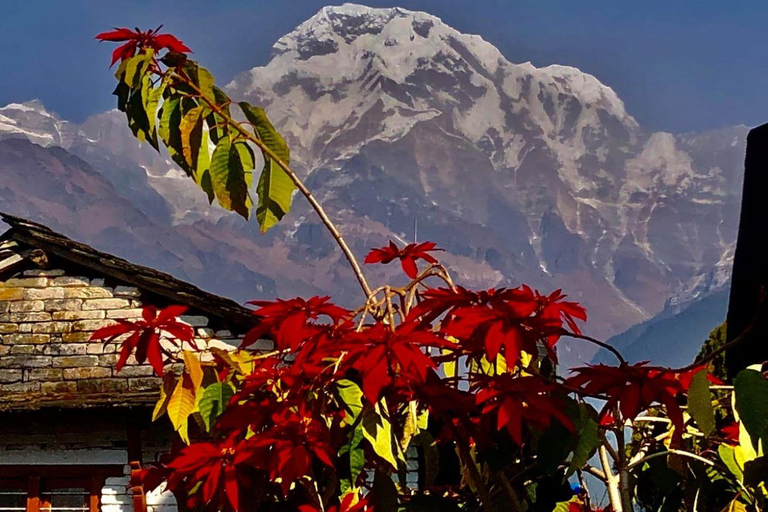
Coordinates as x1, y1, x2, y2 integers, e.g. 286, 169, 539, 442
95, 28, 768, 512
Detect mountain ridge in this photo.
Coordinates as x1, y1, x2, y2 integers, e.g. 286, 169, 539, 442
0, 4, 745, 366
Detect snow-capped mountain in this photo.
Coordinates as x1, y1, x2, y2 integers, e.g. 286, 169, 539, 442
0, 4, 747, 365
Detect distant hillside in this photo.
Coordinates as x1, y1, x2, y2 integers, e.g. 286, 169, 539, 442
592, 289, 729, 367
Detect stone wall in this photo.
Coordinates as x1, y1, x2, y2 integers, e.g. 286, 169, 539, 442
0, 267, 266, 401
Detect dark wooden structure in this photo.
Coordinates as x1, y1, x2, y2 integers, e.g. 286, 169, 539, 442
726, 123, 768, 378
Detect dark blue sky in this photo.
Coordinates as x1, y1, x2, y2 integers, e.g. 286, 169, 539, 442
2, 0, 767, 133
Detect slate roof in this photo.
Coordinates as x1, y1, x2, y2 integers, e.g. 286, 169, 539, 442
0, 212, 255, 329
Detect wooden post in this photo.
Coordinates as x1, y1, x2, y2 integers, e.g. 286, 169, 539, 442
726, 123, 768, 378
26, 475, 40, 512
127, 424, 147, 512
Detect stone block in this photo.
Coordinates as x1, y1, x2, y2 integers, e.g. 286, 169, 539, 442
4, 277, 48, 287
41, 381, 77, 394
82, 299, 131, 311
0, 288, 23, 301
73, 319, 113, 331
43, 344, 88, 356
0, 323, 18, 333
44, 299, 83, 311
77, 379, 128, 394
23, 288, 65, 300
117, 366, 155, 377
52, 310, 104, 320
127, 377, 162, 392
180, 315, 208, 327
113, 286, 141, 297
99, 354, 120, 366
3, 333, 49, 345
23, 269, 65, 277
0, 355, 52, 368
62, 332, 97, 343
31, 321, 73, 334
86, 344, 105, 355
106, 309, 144, 319
7, 312, 51, 322
10, 345, 44, 355
0, 381, 41, 393
52, 355, 100, 368
27, 368, 64, 381
63, 367, 112, 380
90, 278, 106, 287
50, 276, 89, 287
63, 287, 112, 299
9, 300, 44, 312
0, 369, 23, 383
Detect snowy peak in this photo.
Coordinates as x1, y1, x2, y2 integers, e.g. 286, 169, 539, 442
229, 3, 636, 178
0, 100, 71, 147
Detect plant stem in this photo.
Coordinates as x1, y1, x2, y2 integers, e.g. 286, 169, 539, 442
173, 70, 373, 299
599, 445, 623, 512
453, 422, 495, 511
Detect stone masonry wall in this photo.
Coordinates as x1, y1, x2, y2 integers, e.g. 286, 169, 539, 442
0, 266, 267, 400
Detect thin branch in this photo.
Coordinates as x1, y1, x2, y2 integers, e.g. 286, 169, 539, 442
172, 70, 373, 299
560, 330, 627, 365
627, 449, 714, 471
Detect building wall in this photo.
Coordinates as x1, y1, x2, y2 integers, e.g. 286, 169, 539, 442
0, 266, 268, 400
0, 265, 269, 512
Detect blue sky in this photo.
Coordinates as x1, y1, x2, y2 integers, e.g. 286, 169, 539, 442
2, 0, 767, 133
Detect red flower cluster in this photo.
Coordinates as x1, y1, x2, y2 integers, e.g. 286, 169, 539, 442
241, 296, 350, 351
343, 321, 454, 403
475, 375, 574, 445
90, 305, 194, 375
365, 241, 443, 278
412, 285, 586, 368
96, 26, 191, 66
567, 363, 707, 436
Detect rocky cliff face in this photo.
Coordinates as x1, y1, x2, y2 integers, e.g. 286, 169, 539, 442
0, 4, 746, 365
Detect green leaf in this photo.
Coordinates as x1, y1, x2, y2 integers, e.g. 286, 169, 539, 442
198, 382, 234, 432
734, 369, 768, 450
349, 422, 366, 487
719, 445, 744, 481
205, 87, 231, 145
208, 139, 253, 219
336, 379, 364, 425
116, 51, 153, 88
180, 105, 206, 169
362, 402, 403, 469
688, 369, 716, 437
239, 102, 295, 233
567, 403, 600, 476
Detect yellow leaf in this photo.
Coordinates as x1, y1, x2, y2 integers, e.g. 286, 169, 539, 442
167, 374, 197, 444
400, 401, 420, 452
183, 350, 204, 391
362, 400, 403, 469
152, 373, 176, 421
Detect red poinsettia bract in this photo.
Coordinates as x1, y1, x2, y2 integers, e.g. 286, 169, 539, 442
567, 363, 709, 437
475, 375, 574, 446
344, 321, 454, 404
299, 492, 371, 512
365, 241, 443, 279
242, 296, 350, 351
247, 405, 336, 495
90, 305, 194, 376
165, 435, 250, 512
96, 26, 192, 66
413, 285, 586, 368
